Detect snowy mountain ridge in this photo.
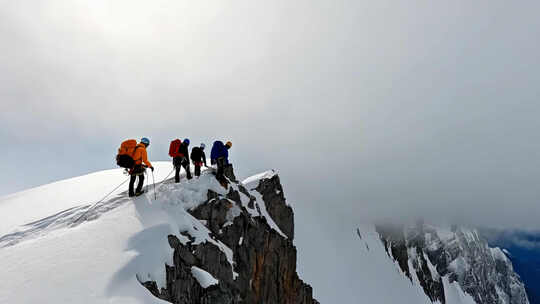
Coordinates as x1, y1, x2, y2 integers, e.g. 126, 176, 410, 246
372, 222, 529, 304
0, 163, 531, 304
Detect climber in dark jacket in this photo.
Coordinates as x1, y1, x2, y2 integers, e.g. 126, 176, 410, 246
174, 138, 192, 182
190, 143, 207, 177
210, 140, 232, 186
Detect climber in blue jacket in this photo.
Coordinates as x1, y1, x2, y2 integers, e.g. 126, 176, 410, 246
211, 141, 232, 187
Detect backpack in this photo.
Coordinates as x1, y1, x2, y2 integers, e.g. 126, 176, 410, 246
191, 146, 202, 162
116, 139, 138, 169
169, 139, 182, 158
211, 141, 224, 160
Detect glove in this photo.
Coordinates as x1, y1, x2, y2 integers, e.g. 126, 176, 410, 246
150, 166, 154, 172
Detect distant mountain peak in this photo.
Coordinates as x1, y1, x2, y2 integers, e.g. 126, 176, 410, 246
375, 223, 529, 304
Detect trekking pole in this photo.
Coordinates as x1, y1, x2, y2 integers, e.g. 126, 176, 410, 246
151, 170, 157, 200
144, 169, 148, 192
72, 177, 130, 225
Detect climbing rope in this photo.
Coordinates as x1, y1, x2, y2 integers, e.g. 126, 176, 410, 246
152, 167, 175, 195
71, 177, 130, 225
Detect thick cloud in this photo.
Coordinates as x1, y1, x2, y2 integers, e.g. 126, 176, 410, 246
482, 228, 540, 250
2, 1, 540, 302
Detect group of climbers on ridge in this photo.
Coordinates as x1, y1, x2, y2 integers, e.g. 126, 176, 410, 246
116, 137, 232, 197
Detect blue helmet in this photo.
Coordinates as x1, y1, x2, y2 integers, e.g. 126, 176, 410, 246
200, 143, 206, 149
141, 137, 150, 145
183, 138, 190, 145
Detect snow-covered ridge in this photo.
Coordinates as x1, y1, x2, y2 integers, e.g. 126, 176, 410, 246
0, 164, 307, 303
373, 223, 530, 304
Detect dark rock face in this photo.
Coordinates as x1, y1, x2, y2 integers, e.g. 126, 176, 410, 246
255, 174, 294, 240
142, 170, 318, 304
376, 223, 529, 304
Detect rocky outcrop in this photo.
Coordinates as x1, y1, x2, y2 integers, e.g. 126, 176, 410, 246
376, 223, 529, 304
142, 170, 318, 304
255, 175, 294, 240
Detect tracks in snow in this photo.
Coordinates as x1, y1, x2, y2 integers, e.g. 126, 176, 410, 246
0, 178, 178, 249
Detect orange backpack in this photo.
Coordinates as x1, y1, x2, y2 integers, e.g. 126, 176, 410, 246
116, 139, 138, 168
118, 139, 138, 156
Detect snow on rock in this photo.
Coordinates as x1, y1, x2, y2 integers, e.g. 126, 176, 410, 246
349, 224, 437, 304
229, 180, 287, 238
443, 276, 477, 304
491, 247, 508, 262
241, 170, 277, 190
374, 222, 530, 304
191, 266, 219, 288
250, 191, 287, 238
142, 166, 318, 303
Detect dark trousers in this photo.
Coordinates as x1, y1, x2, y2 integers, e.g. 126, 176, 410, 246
174, 157, 192, 183
194, 164, 201, 177
216, 157, 226, 183
129, 165, 145, 196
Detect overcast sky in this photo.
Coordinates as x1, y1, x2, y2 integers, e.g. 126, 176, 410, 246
2, 0, 540, 301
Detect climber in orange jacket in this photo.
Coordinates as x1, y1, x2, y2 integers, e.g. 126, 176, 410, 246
129, 137, 154, 197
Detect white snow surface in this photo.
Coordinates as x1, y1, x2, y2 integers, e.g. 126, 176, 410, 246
0, 162, 243, 303
191, 266, 219, 288
491, 247, 508, 262
241, 169, 277, 190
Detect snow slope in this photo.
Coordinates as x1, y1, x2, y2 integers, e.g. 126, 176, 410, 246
0, 162, 217, 303
0, 161, 175, 237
